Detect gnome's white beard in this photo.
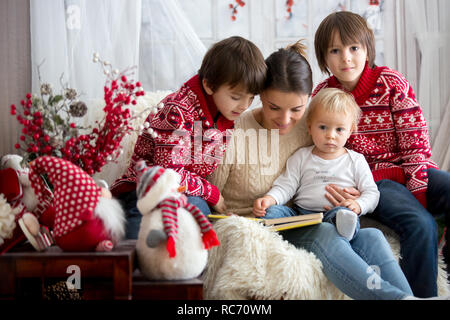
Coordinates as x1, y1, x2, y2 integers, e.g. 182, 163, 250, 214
94, 197, 126, 243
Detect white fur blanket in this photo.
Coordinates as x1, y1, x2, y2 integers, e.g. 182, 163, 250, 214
203, 216, 449, 300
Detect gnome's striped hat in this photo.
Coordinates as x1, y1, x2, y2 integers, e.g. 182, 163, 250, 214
136, 164, 166, 200
135, 161, 181, 214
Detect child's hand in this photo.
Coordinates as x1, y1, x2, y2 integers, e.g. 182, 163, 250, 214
212, 194, 227, 214
339, 199, 361, 215
253, 195, 276, 217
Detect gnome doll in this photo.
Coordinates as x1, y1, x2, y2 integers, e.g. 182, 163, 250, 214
135, 161, 220, 280
0, 156, 55, 253
28, 156, 125, 252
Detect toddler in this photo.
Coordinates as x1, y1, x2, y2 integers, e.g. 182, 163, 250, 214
254, 88, 380, 240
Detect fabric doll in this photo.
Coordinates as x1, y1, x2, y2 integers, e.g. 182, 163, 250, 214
28, 156, 125, 252
135, 161, 219, 280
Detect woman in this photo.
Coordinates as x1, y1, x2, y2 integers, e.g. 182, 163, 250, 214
208, 41, 426, 300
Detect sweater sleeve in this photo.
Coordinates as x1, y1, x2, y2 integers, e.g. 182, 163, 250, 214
388, 72, 435, 207
206, 130, 235, 194
150, 103, 220, 205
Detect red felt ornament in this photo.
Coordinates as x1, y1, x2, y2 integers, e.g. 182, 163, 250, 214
229, 0, 246, 21
286, 0, 294, 20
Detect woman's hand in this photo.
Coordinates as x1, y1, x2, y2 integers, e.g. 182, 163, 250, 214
324, 184, 361, 211
340, 199, 362, 215
253, 195, 276, 217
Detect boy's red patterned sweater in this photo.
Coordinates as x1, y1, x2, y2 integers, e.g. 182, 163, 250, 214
313, 62, 438, 208
111, 75, 234, 206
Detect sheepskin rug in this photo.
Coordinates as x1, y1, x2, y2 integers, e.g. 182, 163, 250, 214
203, 216, 449, 300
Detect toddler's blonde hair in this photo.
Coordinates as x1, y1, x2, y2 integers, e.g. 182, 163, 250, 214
306, 88, 361, 131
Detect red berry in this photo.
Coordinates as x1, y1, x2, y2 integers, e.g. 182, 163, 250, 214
14, 143, 20, 149
26, 93, 32, 99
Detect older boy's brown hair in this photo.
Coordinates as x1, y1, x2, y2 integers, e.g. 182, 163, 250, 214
198, 36, 266, 95
314, 11, 376, 75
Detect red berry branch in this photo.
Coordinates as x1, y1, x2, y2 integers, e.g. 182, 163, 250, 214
10, 54, 145, 175
229, 0, 245, 21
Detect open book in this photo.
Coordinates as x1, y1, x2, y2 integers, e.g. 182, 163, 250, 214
208, 212, 323, 231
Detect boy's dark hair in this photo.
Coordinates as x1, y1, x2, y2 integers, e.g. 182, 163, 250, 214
198, 36, 266, 95
264, 40, 313, 95
314, 11, 376, 75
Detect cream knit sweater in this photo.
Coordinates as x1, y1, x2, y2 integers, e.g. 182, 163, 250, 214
208, 108, 312, 216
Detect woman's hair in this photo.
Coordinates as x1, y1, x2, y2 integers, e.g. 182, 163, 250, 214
314, 11, 376, 75
264, 40, 313, 95
198, 36, 267, 95
306, 88, 361, 130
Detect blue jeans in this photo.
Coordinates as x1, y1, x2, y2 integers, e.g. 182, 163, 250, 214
265, 205, 360, 240
280, 222, 413, 299
117, 190, 211, 239
370, 168, 450, 297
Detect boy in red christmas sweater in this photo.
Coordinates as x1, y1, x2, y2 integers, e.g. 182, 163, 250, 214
312, 11, 449, 298
111, 36, 266, 239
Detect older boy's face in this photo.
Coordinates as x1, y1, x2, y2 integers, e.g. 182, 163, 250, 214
204, 81, 254, 121
325, 32, 368, 92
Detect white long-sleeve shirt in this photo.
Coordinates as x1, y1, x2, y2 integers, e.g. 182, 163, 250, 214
267, 146, 380, 215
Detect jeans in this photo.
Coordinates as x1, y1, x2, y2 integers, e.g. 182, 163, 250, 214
370, 168, 450, 297
280, 222, 413, 299
265, 205, 360, 240
117, 190, 211, 239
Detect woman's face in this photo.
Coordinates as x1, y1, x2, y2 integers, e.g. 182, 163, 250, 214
260, 88, 309, 135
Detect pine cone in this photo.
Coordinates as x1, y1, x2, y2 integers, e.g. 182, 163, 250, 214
44, 280, 82, 300
64, 88, 78, 100
69, 101, 88, 117
40, 83, 53, 96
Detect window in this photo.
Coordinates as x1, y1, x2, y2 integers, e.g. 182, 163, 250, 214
178, 0, 391, 87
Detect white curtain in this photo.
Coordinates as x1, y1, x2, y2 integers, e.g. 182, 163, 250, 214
30, 0, 142, 100
406, 0, 450, 170
139, 0, 206, 91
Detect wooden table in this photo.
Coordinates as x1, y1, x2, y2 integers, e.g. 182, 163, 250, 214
132, 270, 203, 300
0, 240, 136, 300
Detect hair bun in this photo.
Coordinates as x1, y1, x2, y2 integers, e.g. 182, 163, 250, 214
287, 39, 308, 59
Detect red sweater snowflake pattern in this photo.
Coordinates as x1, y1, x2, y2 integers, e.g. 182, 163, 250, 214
313, 62, 438, 208
111, 75, 234, 206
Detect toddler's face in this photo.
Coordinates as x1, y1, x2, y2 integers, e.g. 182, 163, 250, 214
308, 107, 353, 160
325, 31, 368, 91
204, 82, 254, 121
